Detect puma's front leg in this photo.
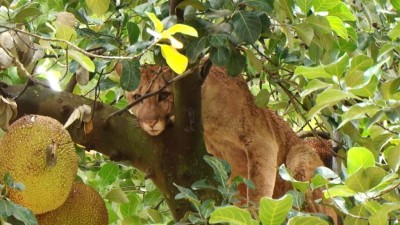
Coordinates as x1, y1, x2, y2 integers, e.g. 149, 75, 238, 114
247, 141, 279, 204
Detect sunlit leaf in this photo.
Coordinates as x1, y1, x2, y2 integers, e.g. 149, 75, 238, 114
209, 206, 258, 225
294, 23, 314, 46
146, 12, 164, 32
388, 22, 400, 40
68, 50, 95, 72
159, 44, 188, 75
288, 216, 329, 225
329, 3, 356, 21
324, 53, 349, 77
338, 105, 380, 129
98, 163, 120, 186
294, 65, 331, 79
313, 0, 340, 11
343, 205, 369, 225
166, 24, 198, 37
327, 16, 348, 40
383, 145, 400, 172
324, 185, 356, 198
259, 195, 293, 225
295, 0, 313, 14
86, 0, 110, 16
105, 187, 129, 204
347, 147, 375, 175
305, 15, 331, 34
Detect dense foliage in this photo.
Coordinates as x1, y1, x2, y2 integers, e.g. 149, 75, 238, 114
0, 0, 400, 224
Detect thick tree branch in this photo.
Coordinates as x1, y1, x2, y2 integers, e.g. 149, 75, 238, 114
3, 71, 214, 220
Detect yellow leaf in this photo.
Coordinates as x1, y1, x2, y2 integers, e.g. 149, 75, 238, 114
166, 24, 198, 37
159, 44, 188, 75
146, 12, 163, 32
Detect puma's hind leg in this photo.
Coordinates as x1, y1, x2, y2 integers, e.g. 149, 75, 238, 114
286, 144, 338, 224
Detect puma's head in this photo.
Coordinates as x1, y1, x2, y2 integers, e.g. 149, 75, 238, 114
125, 65, 174, 136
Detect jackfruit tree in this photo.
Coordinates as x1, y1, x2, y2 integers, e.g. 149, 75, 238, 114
1, 0, 400, 224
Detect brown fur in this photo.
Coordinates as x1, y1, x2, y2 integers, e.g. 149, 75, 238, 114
126, 65, 337, 224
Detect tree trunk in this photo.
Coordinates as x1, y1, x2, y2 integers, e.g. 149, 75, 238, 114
3, 69, 214, 220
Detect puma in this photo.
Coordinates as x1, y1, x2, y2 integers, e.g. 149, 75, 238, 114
126, 64, 337, 223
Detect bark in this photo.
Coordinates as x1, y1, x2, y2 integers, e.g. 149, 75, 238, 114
3, 70, 214, 220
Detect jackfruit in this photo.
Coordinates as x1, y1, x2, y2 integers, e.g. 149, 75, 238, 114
36, 182, 108, 225
0, 115, 78, 214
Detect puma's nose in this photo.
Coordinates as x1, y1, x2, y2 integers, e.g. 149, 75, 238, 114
147, 120, 158, 128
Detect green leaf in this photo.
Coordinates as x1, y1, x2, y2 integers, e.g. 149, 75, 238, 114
345, 167, 384, 192
344, 205, 369, 225
275, 0, 294, 22
209, 33, 229, 47
347, 147, 375, 175
227, 50, 246, 77
278, 165, 309, 193
86, 0, 110, 16
313, 0, 340, 11
243, 0, 273, 12
12, 203, 38, 225
324, 185, 356, 198
388, 22, 400, 40
315, 88, 358, 105
232, 11, 261, 43
0, 199, 14, 217
54, 21, 77, 46
68, 50, 95, 72
259, 195, 293, 225
186, 37, 208, 62
209, 206, 258, 225
105, 187, 129, 203
146, 208, 163, 223
98, 162, 120, 186
13, 7, 42, 23
368, 213, 387, 225
288, 215, 329, 225
174, 184, 201, 208
120, 60, 141, 91
210, 47, 230, 66
328, 3, 356, 21
177, 0, 207, 10
294, 23, 314, 46
327, 16, 348, 40
120, 192, 141, 216
294, 65, 331, 79
127, 22, 140, 44
349, 75, 379, 98
300, 79, 331, 97
391, 0, 400, 10
305, 15, 331, 34
383, 145, 400, 172
338, 105, 380, 129
244, 49, 262, 72
324, 53, 349, 77
295, 0, 313, 13
204, 155, 230, 187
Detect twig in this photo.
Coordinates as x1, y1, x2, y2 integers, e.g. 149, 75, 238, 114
0, 24, 157, 61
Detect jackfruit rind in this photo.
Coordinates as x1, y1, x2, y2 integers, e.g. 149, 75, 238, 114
36, 182, 108, 225
0, 115, 78, 214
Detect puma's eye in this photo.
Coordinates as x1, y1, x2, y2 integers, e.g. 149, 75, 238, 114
158, 91, 170, 101
133, 94, 142, 100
